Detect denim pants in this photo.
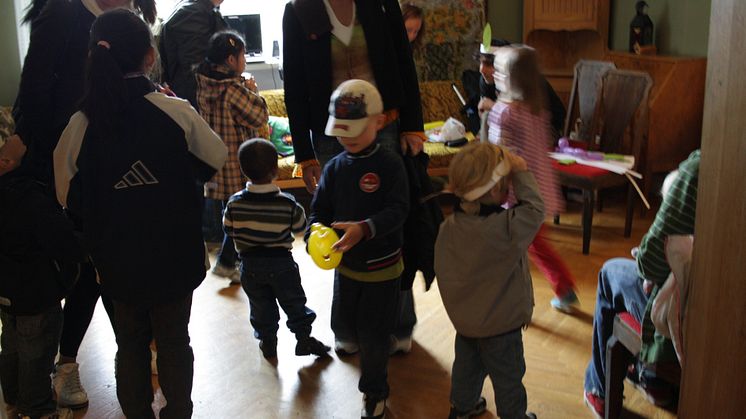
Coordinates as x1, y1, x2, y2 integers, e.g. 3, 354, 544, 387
202, 198, 224, 243
216, 200, 238, 269
450, 329, 527, 419
113, 294, 194, 419
331, 272, 400, 399
584, 258, 648, 397
0, 304, 62, 418
392, 289, 416, 339
239, 255, 316, 341
313, 120, 401, 167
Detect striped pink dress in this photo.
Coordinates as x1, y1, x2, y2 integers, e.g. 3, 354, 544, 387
487, 100, 564, 215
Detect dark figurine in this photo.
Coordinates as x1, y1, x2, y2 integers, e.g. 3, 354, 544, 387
629, 1, 654, 53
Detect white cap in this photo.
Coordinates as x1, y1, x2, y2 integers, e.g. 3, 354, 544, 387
325, 79, 383, 138
479, 44, 500, 56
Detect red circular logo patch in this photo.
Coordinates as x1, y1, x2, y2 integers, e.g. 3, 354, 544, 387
359, 173, 380, 193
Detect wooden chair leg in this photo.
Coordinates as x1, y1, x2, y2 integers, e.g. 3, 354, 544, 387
597, 190, 604, 212
605, 335, 632, 419
582, 189, 595, 254
624, 184, 634, 237
554, 214, 560, 225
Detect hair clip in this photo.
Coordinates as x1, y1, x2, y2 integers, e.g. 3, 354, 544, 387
229, 37, 236, 47
97, 40, 111, 50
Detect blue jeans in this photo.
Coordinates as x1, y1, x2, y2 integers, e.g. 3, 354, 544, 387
313, 120, 401, 167
0, 305, 62, 418
113, 294, 194, 419
392, 289, 416, 339
450, 329, 527, 419
239, 255, 316, 341
216, 200, 238, 269
584, 258, 648, 397
331, 272, 400, 399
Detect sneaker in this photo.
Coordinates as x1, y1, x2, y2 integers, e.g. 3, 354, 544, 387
550, 290, 580, 313
53, 363, 88, 409
583, 391, 604, 419
389, 335, 413, 355
334, 339, 359, 355
295, 336, 331, 356
361, 394, 386, 419
211, 263, 240, 284
448, 396, 486, 419
625, 364, 674, 407
525, 414, 538, 419
19, 407, 74, 419
259, 338, 277, 359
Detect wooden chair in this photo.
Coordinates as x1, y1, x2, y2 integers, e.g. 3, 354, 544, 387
554, 69, 653, 254
605, 313, 681, 419
563, 60, 617, 142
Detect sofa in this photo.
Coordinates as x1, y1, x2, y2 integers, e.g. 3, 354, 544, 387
260, 80, 471, 188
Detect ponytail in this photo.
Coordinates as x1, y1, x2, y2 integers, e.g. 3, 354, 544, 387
80, 10, 153, 137
22, 0, 49, 24
133, 0, 157, 25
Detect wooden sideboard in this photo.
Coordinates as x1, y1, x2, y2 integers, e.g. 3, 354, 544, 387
603, 51, 707, 196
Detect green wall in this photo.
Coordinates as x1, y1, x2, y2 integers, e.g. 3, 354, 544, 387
487, 0, 711, 57
1, 0, 21, 106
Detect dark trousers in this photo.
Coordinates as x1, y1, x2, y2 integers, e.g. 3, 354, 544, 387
113, 294, 194, 419
331, 272, 400, 399
392, 288, 416, 339
239, 255, 316, 341
59, 261, 116, 358
0, 305, 62, 418
216, 200, 238, 268
451, 330, 527, 419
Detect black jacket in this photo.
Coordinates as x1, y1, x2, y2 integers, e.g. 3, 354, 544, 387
0, 171, 84, 315
159, 0, 227, 109
13, 0, 95, 185
282, 0, 424, 163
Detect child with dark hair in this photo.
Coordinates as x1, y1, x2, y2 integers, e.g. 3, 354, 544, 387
197, 30, 269, 284
53, 9, 227, 418
223, 139, 330, 359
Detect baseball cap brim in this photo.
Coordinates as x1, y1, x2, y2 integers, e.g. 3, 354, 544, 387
325, 116, 369, 138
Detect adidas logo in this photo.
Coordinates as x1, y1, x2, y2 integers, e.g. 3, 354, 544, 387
114, 160, 159, 189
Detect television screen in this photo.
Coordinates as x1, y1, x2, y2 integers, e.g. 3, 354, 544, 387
224, 14, 262, 56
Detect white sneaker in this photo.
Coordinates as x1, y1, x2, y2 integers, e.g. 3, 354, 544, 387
211, 264, 240, 284
19, 407, 73, 419
361, 394, 386, 419
53, 363, 88, 409
389, 335, 413, 355
334, 339, 359, 355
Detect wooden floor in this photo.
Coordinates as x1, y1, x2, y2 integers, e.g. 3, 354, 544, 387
65, 197, 677, 419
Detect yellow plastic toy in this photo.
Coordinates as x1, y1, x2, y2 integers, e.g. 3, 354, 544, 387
308, 223, 342, 270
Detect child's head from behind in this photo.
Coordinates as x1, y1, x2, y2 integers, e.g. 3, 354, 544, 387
494, 46, 544, 113
325, 79, 385, 154
238, 139, 278, 184
400, 3, 425, 45
205, 31, 247, 75
81, 9, 153, 133
448, 142, 511, 206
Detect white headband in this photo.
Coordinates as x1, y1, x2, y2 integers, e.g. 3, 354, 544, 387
461, 158, 511, 201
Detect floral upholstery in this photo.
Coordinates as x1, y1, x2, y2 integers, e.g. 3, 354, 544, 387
259, 80, 469, 182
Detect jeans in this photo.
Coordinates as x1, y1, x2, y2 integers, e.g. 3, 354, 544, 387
584, 258, 648, 397
239, 255, 316, 341
113, 294, 194, 419
216, 200, 238, 269
202, 198, 224, 243
313, 120, 401, 167
331, 272, 400, 399
528, 225, 576, 297
59, 261, 116, 358
0, 305, 63, 418
392, 289, 416, 339
450, 329, 527, 419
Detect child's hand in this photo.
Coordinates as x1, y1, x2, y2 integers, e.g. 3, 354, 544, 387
504, 150, 528, 172
331, 221, 365, 252
244, 76, 258, 93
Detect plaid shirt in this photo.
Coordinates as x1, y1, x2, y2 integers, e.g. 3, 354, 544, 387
196, 68, 268, 200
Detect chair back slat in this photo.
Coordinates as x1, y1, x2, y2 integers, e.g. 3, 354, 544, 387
564, 60, 617, 141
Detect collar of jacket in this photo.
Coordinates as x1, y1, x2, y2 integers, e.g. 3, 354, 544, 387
291, 0, 333, 39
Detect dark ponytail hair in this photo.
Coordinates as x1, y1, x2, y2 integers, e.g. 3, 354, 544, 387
80, 9, 153, 136
196, 31, 246, 78
22, 0, 48, 24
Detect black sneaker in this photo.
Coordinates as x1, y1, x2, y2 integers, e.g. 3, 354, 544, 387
448, 397, 487, 419
361, 394, 386, 419
259, 338, 277, 359
295, 336, 331, 356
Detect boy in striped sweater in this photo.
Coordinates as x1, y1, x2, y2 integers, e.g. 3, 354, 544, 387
223, 139, 330, 359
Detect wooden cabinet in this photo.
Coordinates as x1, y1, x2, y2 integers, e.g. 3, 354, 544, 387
524, 0, 610, 106
604, 51, 707, 195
